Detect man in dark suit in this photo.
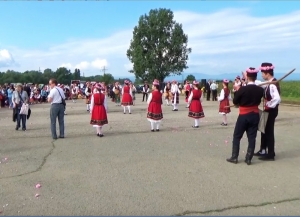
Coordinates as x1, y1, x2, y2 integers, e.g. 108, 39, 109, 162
226, 67, 264, 165
206, 80, 211, 101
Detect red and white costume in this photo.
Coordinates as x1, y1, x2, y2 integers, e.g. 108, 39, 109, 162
85, 83, 92, 111
171, 80, 180, 111
90, 84, 108, 137
147, 79, 163, 131
218, 79, 232, 126
121, 80, 133, 114
187, 81, 204, 128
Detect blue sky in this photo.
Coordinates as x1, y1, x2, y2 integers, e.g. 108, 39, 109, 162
1, 1, 300, 78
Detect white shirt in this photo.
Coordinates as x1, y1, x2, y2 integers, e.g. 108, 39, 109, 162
90, 91, 107, 112
48, 86, 65, 104
210, 83, 218, 90
171, 84, 180, 94
218, 89, 232, 101
255, 78, 281, 108
187, 89, 203, 103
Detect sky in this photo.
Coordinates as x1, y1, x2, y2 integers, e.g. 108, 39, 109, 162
1, 1, 300, 79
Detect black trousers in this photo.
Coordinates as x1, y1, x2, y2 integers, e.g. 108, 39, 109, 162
212, 90, 217, 101
232, 112, 260, 157
259, 107, 278, 157
206, 90, 211, 101
185, 90, 189, 100
142, 93, 148, 101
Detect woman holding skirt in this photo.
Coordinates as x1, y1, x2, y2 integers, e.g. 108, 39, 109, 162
188, 80, 205, 128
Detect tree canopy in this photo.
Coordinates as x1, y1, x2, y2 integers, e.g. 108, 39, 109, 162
0, 68, 119, 85
185, 74, 196, 82
126, 8, 191, 83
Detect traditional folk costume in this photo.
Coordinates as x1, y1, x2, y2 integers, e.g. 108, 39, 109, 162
71, 85, 79, 103
218, 79, 232, 126
130, 83, 136, 105
147, 79, 163, 132
226, 68, 264, 165
121, 80, 133, 114
163, 82, 171, 106
171, 81, 180, 111
90, 84, 108, 137
187, 81, 205, 128
184, 81, 191, 103
113, 83, 121, 106
254, 63, 281, 161
85, 83, 92, 111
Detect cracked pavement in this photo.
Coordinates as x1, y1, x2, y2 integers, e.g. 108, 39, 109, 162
0, 94, 300, 215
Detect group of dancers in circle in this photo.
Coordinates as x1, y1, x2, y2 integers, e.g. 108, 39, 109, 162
87, 78, 233, 136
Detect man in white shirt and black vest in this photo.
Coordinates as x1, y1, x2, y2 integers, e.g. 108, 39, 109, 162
254, 62, 281, 161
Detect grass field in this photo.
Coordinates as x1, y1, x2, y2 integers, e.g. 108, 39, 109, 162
217, 81, 300, 105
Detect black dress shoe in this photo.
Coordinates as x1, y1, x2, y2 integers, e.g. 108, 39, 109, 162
221, 123, 227, 126
15, 126, 19, 130
253, 151, 267, 157
258, 156, 275, 161
156, 129, 159, 132
245, 159, 251, 165
192, 126, 199, 128
99, 134, 104, 137
59, 136, 64, 138
151, 129, 154, 132
22, 128, 26, 131
226, 157, 238, 164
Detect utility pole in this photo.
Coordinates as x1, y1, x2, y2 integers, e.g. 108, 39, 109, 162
101, 66, 108, 76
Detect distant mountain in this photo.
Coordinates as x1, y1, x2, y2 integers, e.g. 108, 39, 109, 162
119, 72, 300, 82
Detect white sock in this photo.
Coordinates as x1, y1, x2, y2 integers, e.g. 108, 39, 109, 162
223, 114, 227, 124
261, 149, 266, 154
151, 122, 155, 130
127, 106, 131, 113
156, 122, 160, 129
165, 100, 169, 105
195, 119, 199, 126
175, 104, 178, 110
123, 106, 126, 113
87, 104, 89, 110
96, 126, 101, 134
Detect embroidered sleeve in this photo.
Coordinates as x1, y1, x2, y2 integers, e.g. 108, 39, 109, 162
90, 95, 94, 112
188, 91, 193, 104
147, 93, 152, 104
218, 89, 225, 101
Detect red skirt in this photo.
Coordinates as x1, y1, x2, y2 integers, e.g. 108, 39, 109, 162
90, 104, 108, 126
219, 99, 231, 114
121, 93, 133, 106
147, 102, 163, 120
188, 100, 205, 119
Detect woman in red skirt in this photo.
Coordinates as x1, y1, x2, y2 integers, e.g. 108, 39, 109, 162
147, 79, 163, 132
121, 80, 133, 114
218, 79, 232, 126
188, 80, 205, 128
90, 83, 108, 137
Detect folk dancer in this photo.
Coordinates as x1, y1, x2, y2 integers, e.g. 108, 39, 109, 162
71, 84, 79, 103
90, 83, 108, 137
163, 82, 171, 106
142, 81, 150, 102
187, 80, 205, 128
226, 67, 264, 165
129, 82, 137, 105
184, 81, 191, 102
121, 80, 133, 114
218, 79, 232, 126
147, 79, 163, 132
171, 80, 180, 111
85, 82, 92, 112
210, 81, 218, 101
254, 62, 281, 161
113, 82, 121, 106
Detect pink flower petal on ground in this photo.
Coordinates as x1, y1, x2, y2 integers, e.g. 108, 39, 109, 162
225, 140, 228, 143
35, 184, 41, 189
4, 158, 8, 161
35, 194, 40, 198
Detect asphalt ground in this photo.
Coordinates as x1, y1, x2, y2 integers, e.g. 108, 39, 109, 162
0, 94, 299, 215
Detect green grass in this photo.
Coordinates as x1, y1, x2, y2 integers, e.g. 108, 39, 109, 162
216, 81, 300, 105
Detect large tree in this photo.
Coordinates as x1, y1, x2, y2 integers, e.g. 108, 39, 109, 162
126, 8, 191, 83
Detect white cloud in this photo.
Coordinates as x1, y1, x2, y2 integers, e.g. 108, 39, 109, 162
91, 58, 107, 69
2, 8, 300, 78
0, 49, 17, 67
